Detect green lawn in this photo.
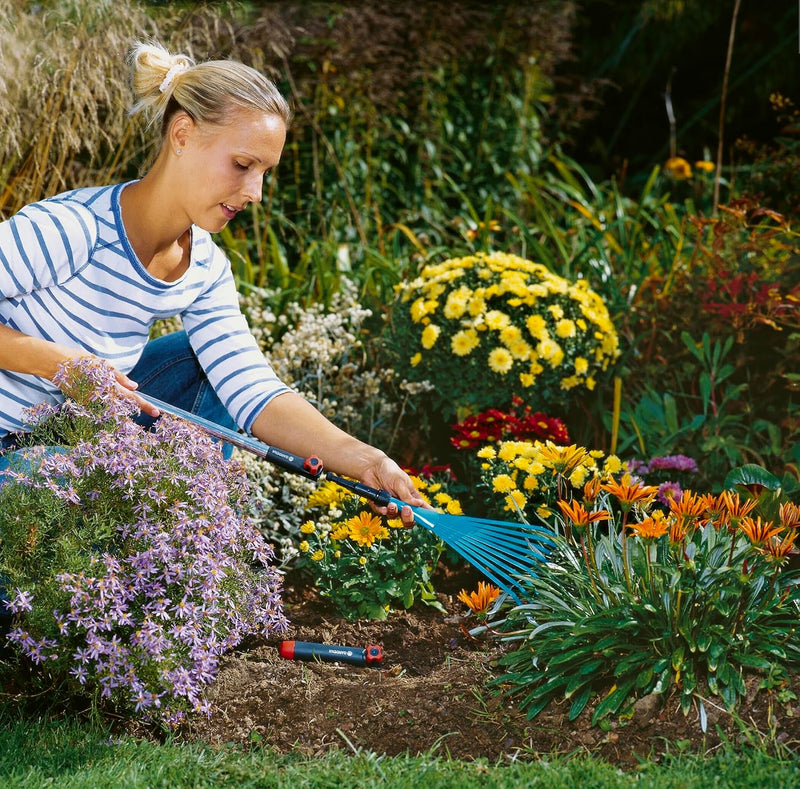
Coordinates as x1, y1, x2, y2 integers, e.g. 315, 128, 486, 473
2, 714, 800, 788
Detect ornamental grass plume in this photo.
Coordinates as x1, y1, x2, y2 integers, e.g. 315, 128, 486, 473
0, 358, 287, 728
388, 251, 620, 418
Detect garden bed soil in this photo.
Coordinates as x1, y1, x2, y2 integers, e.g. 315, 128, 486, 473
185, 567, 800, 764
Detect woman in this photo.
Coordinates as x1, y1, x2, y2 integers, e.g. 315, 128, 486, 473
0, 41, 425, 522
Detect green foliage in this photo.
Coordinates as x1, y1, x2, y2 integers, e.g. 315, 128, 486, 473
296, 474, 462, 619
488, 470, 800, 727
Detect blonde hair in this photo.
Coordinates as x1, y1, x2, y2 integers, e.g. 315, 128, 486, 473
128, 40, 291, 136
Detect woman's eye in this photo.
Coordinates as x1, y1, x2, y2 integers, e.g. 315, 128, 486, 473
234, 161, 249, 170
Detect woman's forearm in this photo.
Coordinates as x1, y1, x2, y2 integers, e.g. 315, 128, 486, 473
0, 324, 77, 379
249, 392, 386, 479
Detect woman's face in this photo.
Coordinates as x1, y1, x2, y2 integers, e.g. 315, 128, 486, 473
176, 109, 286, 233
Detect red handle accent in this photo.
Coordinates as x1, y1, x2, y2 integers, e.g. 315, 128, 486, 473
304, 456, 323, 476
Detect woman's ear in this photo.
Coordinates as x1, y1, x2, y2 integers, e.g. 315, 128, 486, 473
168, 111, 195, 156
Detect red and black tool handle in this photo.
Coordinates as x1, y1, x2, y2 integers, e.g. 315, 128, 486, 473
279, 640, 383, 666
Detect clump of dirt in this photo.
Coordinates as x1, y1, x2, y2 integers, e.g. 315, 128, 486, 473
185, 569, 800, 763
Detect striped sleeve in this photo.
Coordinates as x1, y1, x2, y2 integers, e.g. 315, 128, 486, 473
181, 245, 291, 432
0, 200, 97, 298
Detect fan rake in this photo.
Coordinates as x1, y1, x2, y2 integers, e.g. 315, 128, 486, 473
141, 395, 553, 602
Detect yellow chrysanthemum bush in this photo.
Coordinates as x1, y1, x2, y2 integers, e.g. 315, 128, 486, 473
476, 458, 800, 729
388, 251, 621, 418
297, 471, 464, 619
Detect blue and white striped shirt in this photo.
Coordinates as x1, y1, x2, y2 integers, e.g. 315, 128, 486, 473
0, 182, 289, 437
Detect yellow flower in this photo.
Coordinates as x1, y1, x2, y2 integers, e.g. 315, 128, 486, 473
410, 352, 422, 367
664, 156, 692, 179
694, 160, 715, 173
603, 455, 623, 475
457, 581, 500, 614
300, 521, 316, 534
492, 474, 517, 493
299, 540, 310, 553
410, 298, 429, 322
347, 511, 390, 546
387, 517, 405, 529
555, 318, 576, 339
421, 324, 441, 349
359, 556, 367, 566
329, 523, 350, 540
574, 357, 589, 375
526, 315, 547, 339
486, 310, 511, 330
548, 304, 564, 320
307, 482, 344, 509
311, 549, 325, 561
477, 446, 496, 459
446, 499, 463, 515
519, 372, 535, 388
488, 347, 513, 374
451, 328, 480, 356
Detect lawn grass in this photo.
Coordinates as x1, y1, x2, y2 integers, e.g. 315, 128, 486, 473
2, 713, 799, 788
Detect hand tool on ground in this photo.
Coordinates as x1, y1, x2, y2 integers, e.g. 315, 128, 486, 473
279, 640, 383, 666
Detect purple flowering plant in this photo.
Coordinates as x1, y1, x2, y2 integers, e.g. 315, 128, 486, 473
0, 358, 287, 728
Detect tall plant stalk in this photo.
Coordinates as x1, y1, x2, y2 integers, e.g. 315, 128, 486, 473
713, 0, 743, 214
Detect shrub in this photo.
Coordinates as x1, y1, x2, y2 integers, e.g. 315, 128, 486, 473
297, 471, 464, 619
0, 359, 287, 728
388, 251, 620, 420
485, 465, 800, 727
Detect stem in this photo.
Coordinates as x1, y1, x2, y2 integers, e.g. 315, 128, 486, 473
580, 534, 603, 604
621, 511, 632, 591
713, 0, 743, 215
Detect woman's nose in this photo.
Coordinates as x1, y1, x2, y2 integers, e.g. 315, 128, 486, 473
243, 171, 264, 203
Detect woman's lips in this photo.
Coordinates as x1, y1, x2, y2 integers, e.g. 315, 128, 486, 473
221, 203, 239, 220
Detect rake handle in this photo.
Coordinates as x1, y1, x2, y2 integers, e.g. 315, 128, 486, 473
139, 394, 324, 480
325, 472, 392, 508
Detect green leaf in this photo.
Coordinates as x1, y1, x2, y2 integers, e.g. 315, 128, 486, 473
724, 464, 782, 492
568, 686, 592, 720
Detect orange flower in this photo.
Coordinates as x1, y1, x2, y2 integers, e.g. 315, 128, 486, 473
758, 530, 798, 565
668, 490, 706, 534
347, 511, 389, 547
457, 581, 501, 614
583, 476, 602, 505
697, 492, 728, 529
779, 502, 800, 531
556, 499, 610, 530
601, 474, 658, 512
739, 516, 783, 546
628, 511, 669, 541
720, 491, 757, 523
664, 156, 692, 179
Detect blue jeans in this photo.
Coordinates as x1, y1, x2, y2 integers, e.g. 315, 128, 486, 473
129, 330, 236, 459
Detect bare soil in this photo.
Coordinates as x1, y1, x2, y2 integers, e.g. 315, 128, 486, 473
185, 566, 800, 764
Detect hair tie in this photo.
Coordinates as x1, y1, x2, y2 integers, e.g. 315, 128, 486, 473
159, 62, 189, 94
